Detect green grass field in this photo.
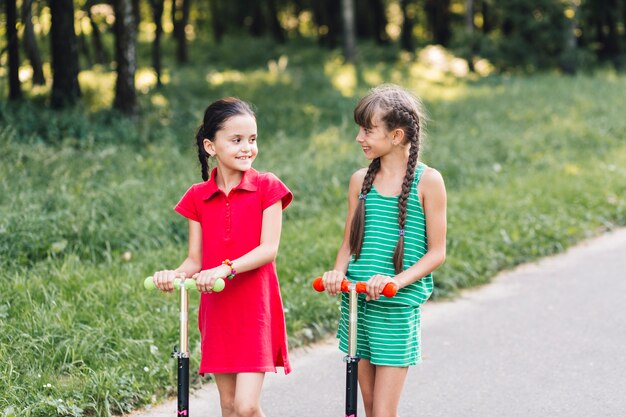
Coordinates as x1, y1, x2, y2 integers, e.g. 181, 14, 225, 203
1, 39, 625, 415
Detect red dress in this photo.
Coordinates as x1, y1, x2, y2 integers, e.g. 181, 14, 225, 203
175, 167, 292, 375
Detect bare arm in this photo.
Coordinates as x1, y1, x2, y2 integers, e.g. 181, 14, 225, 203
322, 169, 366, 295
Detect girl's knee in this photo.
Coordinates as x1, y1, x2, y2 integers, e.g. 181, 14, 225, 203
234, 400, 261, 417
220, 395, 235, 416
219, 396, 235, 415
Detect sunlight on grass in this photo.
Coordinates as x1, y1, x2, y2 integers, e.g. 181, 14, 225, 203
324, 58, 357, 97
150, 93, 169, 108
79, 69, 116, 111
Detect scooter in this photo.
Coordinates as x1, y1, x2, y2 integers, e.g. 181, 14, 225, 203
143, 276, 225, 416
313, 277, 397, 417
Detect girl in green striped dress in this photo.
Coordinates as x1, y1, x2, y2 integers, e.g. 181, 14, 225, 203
322, 84, 447, 417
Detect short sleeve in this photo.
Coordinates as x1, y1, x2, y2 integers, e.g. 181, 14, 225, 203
174, 185, 201, 222
261, 173, 293, 210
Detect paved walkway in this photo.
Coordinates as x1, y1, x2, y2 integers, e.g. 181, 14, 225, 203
129, 228, 626, 417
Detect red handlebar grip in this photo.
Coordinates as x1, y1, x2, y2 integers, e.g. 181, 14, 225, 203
312, 277, 398, 297
312, 277, 325, 292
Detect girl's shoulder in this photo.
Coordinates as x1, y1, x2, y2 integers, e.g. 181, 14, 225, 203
349, 168, 368, 187
255, 170, 286, 187
417, 165, 446, 194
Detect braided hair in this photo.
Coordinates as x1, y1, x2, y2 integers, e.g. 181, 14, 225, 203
349, 85, 426, 274
195, 98, 256, 181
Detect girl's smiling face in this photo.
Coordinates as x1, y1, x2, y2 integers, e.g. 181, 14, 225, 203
204, 114, 258, 172
355, 113, 395, 160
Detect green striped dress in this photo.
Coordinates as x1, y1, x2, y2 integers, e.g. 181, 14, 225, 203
337, 163, 433, 366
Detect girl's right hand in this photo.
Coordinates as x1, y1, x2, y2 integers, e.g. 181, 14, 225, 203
321, 270, 345, 296
152, 270, 186, 292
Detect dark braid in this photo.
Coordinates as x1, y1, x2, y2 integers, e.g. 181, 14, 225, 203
349, 157, 381, 260
196, 125, 210, 181
392, 108, 421, 273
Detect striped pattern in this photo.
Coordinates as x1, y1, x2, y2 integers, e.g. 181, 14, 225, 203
346, 163, 434, 306
338, 298, 421, 366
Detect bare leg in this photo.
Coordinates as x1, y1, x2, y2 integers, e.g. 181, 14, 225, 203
234, 372, 266, 417
358, 359, 376, 417
371, 366, 409, 417
214, 373, 237, 417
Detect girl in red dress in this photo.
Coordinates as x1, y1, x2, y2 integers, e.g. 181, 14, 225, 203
152, 97, 292, 417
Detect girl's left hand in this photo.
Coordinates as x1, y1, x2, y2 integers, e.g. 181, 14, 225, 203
366, 274, 396, 301
193, 264, 231, 293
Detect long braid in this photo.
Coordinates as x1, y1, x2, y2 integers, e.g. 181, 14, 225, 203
196, 125, 210, 181
392, 109, 421, 273
349, 157, 381, 260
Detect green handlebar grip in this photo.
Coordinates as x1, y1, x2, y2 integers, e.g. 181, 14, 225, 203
143, 276, 225, 292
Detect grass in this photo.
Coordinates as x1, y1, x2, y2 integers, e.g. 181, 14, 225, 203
0, 37, 625, 415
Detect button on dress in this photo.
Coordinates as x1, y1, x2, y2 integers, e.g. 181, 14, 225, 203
175, 167, 292, 374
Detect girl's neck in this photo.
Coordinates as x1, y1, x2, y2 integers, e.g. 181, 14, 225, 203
378, 149, 410, 178
215, 165, 245, 194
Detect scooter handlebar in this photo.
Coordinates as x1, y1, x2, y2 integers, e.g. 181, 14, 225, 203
143, 276, 225, 292
312, 277, 398, 298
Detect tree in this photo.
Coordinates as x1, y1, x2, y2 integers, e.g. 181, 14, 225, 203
356, 0, 388, 44
6, 0, 22, 100
148, 0, 165, 86
311, 0, 342, 48
560, 0, 580, 74
210, 0, 226, 43
342, 0, 357, 61
400, 0, 415, 51
425, 0, 452, 46
172, 0, 192, 63
113, 0, 137, 115
50, 0, 81, 108
464, 0, 476, 71
84, 1, 109, 65
21, 0, 45, 86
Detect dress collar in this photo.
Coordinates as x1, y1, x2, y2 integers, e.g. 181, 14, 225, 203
199, 167, 259, 200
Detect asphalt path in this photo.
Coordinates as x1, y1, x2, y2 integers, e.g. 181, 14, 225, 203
129, 228, 626, 417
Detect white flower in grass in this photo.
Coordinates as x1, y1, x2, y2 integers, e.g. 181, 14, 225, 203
493, 163, 502, 173
144, 367, 150, 372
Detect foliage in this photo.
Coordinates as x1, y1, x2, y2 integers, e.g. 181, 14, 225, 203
0, 40, 625, 415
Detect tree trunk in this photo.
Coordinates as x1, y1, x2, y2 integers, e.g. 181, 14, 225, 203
21, 0, 45, 86
312, 0, 341, 48
560, 1, 579, 74
267, 0, 285, 43
149, 0, 164, 86
6, 0, 22, 100
50, 0, 81, 108
369, 0, 388, 44
465, 0, 475, 72
400, 0, 415, 51
113, 0, 138, 115
210, 0, 225, 43
77, 26, 93, 67
425, 0, 451, 46
172, 0, 191, 63
249, 0, 264, 37
341, 0, 357, 62
481, 0, 492, 34
85, 2, 109, 65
